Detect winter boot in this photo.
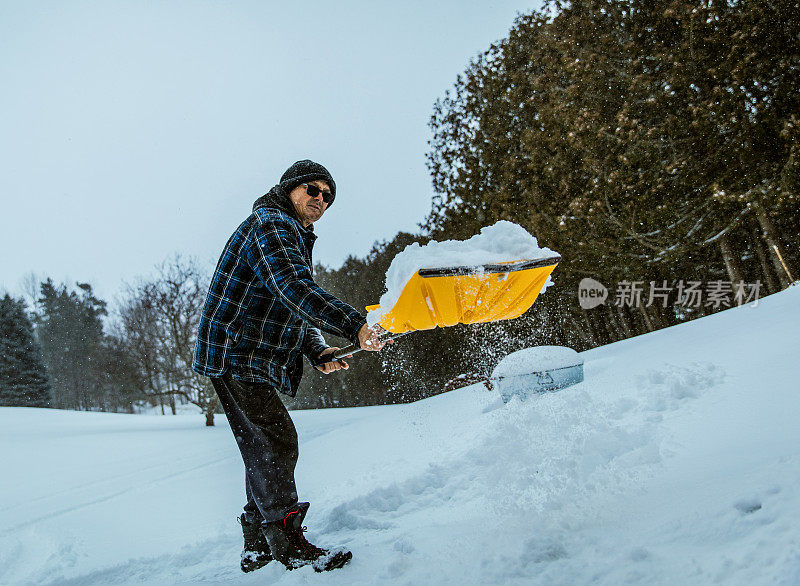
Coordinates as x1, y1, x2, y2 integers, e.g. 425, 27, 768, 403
238, 514, 273, 573
260, 502, 352, 572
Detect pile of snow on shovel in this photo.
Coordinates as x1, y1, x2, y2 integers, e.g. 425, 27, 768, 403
367, 221, 558, 326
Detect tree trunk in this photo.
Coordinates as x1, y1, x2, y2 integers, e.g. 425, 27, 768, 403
590, 310, 610, 345
600, 308, 619, 342
652, 301, 671, 328
751, 226, 779, 294
205, 410, 215, 427
615, 305, 634, 338
754, 202, 794, 288
581, 310, 599, 347
605, 306, 622, 340
653, 303, 667, 327
717, 232, 744, 285
645, 299, 665, 330
638, 303, 655, 332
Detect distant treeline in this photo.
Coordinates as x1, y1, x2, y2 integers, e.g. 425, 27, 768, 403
298, 0, 799, 407
1, 0, 797, 419
0, 260, 219, 423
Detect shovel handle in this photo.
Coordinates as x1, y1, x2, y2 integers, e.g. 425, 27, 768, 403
309, 332, 409, 367
331, 344, 361, 361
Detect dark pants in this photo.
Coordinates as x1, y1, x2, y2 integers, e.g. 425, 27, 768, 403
211, 373, 299, 524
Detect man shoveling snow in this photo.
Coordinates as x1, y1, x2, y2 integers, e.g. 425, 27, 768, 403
193, 160, 389, 573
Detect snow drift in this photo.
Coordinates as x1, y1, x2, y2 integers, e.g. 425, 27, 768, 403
1, 287, 799, 585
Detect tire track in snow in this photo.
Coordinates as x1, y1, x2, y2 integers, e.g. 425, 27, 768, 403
0, 448, 234, 516
36, 534, 245, 586
1, 452, 236, 534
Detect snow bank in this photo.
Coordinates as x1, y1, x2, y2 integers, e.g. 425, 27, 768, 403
367, 221, 557, 326
492, 346, 584, 401
492, 345, 583, 377
2, 287, 799, 584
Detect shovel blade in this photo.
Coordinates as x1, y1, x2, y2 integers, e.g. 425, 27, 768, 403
369, 256, 560, 334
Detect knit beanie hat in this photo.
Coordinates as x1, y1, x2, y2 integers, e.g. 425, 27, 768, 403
278, 159, 336, 206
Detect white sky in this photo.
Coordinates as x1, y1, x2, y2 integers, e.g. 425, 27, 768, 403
0, 0, 538, 303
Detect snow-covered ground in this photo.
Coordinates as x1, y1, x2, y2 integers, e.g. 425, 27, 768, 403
1, 287, 799, 585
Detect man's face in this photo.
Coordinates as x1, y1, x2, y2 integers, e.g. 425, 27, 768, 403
288, 180, 331, 227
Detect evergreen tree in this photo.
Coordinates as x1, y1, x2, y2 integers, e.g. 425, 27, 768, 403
0, 294, 52, 407
288, 0, 798, 407
33, 280, 108, 410
292, 232, 427, 408
424, 0, 798, 355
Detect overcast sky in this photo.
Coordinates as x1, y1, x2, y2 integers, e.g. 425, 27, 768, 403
0, 1, 538, 304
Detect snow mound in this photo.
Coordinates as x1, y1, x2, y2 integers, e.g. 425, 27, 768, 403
492, 346, 584, 401
492, 345, 583, 378
367, 221, 557, 326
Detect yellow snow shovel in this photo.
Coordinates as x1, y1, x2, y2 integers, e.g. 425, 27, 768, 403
318, 255, 561, 363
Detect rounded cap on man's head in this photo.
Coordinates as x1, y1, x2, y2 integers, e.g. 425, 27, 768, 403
279, 160, 336, 206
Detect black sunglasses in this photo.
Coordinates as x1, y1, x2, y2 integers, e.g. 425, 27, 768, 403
301, 183, 334, 204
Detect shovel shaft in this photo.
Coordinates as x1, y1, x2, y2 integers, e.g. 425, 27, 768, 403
310, 332, 409, 367
331, 344, 361, 360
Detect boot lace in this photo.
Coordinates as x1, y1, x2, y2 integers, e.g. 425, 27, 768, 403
282, 511, 325, 558
292, 524, 325, 556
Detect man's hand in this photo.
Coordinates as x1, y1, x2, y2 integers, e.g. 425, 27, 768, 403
357, 324, 391, 351
314, 347, 350, 374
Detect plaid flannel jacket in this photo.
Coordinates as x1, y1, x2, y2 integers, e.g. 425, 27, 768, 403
192, 188, 366, 396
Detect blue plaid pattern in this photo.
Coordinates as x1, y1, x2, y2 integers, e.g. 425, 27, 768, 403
192, 198, 366, 396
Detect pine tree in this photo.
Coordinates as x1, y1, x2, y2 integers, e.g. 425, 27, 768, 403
33, 280, 107, 410
0, 294, 52, 407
